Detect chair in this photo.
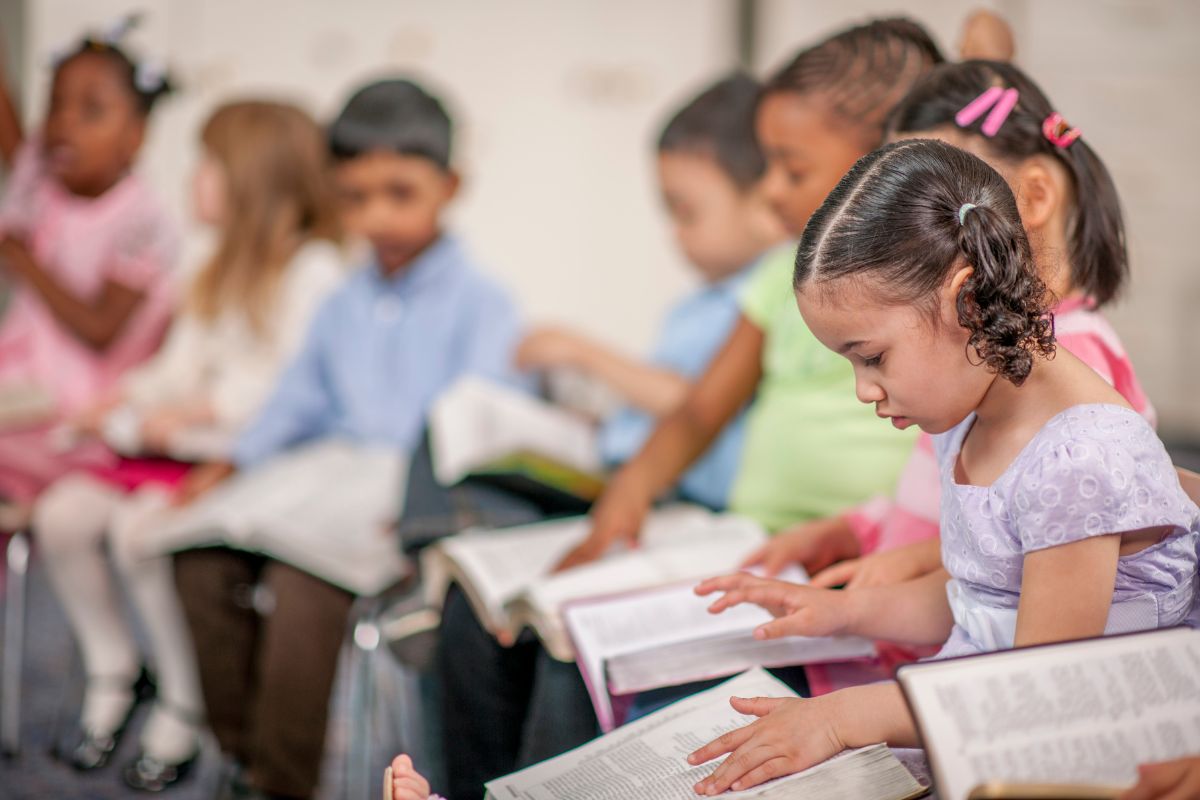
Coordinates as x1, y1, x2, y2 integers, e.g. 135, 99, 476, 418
1, 510, 31, 758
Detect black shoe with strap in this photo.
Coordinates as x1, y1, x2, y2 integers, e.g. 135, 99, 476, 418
121, 702, 204, 792
57, 666, 157, 771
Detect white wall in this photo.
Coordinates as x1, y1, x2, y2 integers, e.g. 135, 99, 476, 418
15, 1, 1200, 435
20, 0, 739, 354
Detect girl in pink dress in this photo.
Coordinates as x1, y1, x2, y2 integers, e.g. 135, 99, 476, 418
0, 20, 177, 513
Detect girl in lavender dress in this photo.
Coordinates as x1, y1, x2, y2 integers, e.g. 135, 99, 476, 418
685, 138, 1199, 795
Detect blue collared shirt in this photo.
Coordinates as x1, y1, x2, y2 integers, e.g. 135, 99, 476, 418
597, 264, 753, 509
233, 235, 524, 468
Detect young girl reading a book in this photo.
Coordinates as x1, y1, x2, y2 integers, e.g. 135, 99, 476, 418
685, 138, 1199, 795
744, 59, 1161, 694
0, 17, 177, 514
33, 100, 342, 790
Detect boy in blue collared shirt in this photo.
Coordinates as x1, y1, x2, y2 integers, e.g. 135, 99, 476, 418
174, 79, 523, 800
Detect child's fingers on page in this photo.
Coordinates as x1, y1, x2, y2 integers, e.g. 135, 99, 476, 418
393, 776, 431, 798
1122, 761, 1188, 800
697, 741, 775, 795
686, 720, 755, 765
810, 559, 858, 588
696, 572, 759, 595
754, 615, 802, 639
729, 696, 784, 717
729, 756, 793, 791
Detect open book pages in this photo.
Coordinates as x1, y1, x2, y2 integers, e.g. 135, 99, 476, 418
421, 505, 769, 659
99, 405, 237, 462
484, 668, 926, 800
147, 439, 409, 595
897, 627, 1200, 800
429, 377, 604, 488
564, 567, 876, 730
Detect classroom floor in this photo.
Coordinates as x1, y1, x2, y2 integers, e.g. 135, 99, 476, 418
0, 550, 420, 800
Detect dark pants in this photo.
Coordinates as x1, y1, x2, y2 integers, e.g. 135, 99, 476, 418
438, 585, 598, 800
174, 548, 353, 799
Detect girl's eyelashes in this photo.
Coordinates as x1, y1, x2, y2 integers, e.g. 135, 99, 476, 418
862, 353, 883, 368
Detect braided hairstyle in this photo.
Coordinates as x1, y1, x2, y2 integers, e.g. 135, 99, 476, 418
795, 138, 1054, 385
763, 17, 944, 148
888, 60, 1127, 306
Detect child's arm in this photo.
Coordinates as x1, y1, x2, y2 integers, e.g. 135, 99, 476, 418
0, 32, 22, 168
695, 567, 956, 647
517, 326, 689, 415
810, 537, 943, 589
688, 681, 918, 795
0, 236, 144, 350
1014, 534, 1121, 647
555, 316, 765, 570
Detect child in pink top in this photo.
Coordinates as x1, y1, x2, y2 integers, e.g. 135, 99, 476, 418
0, 20, 177, 509
742, 60, 1157, 695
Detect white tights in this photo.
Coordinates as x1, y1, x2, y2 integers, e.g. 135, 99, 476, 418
35, 474, 203, 762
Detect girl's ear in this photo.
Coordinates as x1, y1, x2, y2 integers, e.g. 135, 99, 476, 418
942, 264, 975, 326
1011, 155, 1063, 233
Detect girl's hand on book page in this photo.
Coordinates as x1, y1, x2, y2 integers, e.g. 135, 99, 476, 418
740, 516, 859, 577
688, 695, 844, 795
695, 574, 854, 639
173, 461, 236, 507
1120, 758, 1200, 800
553, 470, 650, 572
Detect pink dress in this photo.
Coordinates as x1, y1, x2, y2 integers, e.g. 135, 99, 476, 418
0, 138, 178, 505
806, 297, 1156, 694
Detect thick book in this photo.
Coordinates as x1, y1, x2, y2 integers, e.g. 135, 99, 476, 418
428, 377, 607, 504
420, 505, 769, 661
484, 667, 928, 800
564, 570, 877, 731
897, 627, 1200, 800
143, 439, 409, 595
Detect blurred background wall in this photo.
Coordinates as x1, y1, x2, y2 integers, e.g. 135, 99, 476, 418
4, 0, 1198, 437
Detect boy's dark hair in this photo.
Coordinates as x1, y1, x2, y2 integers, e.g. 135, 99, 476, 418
763, 17, 944, 147
657, 72, 765, 189
329, 78, 453, 169
794, 138, 1054, 386
57, 37, 174, 116
887, 60, 1127, 307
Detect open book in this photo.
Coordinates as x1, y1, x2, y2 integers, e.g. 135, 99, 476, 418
897, 627, 1200, 800
420, 505, 768, 660
564, 569, 877, 730
142, 439, 408, 596
429, 377, 606, 505
484, 667, 927, 800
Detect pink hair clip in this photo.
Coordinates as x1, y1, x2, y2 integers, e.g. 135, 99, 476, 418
1042, 112, 1082, 148
955, 86, 1020, 137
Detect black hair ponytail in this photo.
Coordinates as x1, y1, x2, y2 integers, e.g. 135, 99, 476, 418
794, 138, 1054, 386
956, 204, 1055, 384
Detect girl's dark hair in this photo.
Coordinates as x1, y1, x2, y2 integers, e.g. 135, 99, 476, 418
56, 38, 174, 116
763, 17, 944, 147
657, 72, 765, 190
888, 60, 1127, 306
329, 78, 452, 169
794, 138, 1054, 386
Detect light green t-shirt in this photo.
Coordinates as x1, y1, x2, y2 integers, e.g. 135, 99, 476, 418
728, 245, 917, 531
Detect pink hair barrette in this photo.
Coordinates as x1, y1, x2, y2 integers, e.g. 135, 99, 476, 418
955, 86, 1019, 138
1042, 112, 1082, 148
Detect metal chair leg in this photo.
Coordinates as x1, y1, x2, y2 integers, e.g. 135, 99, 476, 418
2, 530, 30, 758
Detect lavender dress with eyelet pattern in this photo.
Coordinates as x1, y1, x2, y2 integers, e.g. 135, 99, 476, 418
932, 403, 1200, 660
